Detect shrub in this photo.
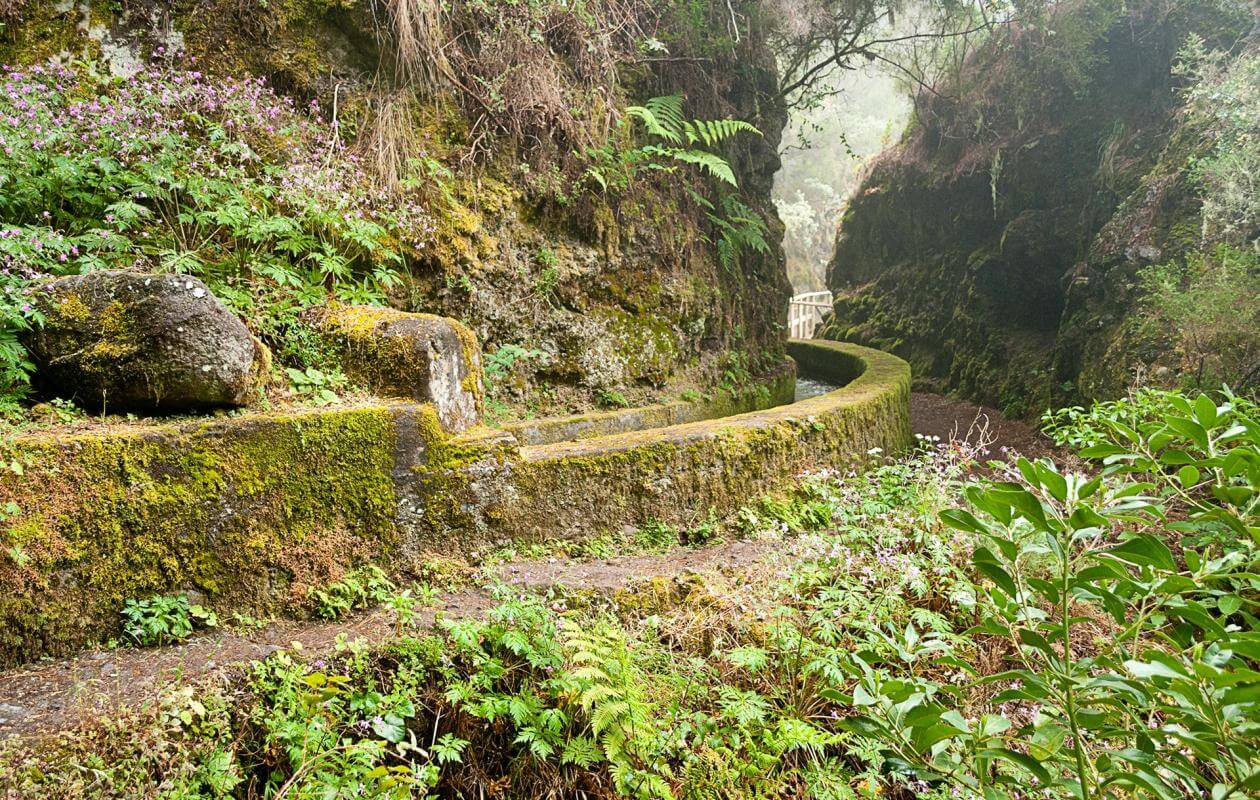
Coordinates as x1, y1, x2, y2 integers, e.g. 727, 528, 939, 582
849, 388, 1260, 799
1179, 39, 1260, 247
1136, 245, 1260, 390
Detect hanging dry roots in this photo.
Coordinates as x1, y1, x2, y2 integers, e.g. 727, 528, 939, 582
383, 0, 449, 90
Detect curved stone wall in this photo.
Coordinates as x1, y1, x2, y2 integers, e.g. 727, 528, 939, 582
501, 360, 797, 446
0, 341, 910, 666
415, 341, 911, 546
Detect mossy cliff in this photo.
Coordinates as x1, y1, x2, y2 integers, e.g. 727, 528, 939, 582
0, 1, 791, 407
820, 0, 1251, 415
0, 342, 909, 667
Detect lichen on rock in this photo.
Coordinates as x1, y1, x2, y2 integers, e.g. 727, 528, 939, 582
25, 271, 271, 412
312, 304, 484, 432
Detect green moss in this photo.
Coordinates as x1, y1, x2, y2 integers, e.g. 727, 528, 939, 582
55, 294, 91, 323
502, 359, 795, 447
314, 304, 484, 419
441, 341, 911, 549
0, 343, 909, 667
0, 405, 401, 666
0, 3, 90, 65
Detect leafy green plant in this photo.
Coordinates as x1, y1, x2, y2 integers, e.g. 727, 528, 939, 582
121, 594, 219, 647
845, 389, 1260, 799
584, 94, 768, 272
1041, 387, 1179, 451
311, 566, 396, 620
482, 344, 551, 397
1135, 245, 1259, 390
285, 366, 349, 406
596, 388, 630, 409
0, 61, 420, 405
633, 519, 681, 552
621, 94, 760, 188
534, 245, 560, 298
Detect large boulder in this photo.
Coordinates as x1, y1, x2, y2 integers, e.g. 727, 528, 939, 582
26, 271, 270, 412
312, 304, 483, 432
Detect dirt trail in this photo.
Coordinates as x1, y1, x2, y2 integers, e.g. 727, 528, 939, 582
0, 541, 773, 739
0, 393, 1045, 740
911, 392, 1061, 460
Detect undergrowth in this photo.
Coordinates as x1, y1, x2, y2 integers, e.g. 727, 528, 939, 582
2, 388, 1257, 799
0, 59, 429, 404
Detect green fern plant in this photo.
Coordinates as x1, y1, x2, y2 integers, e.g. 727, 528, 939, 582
687, 189, 771, 272
623, 94, 759, 187
563, 619, 673, 800
585, 95, 760, 192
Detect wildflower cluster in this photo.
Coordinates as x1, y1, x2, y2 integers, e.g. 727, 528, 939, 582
0, 60, 437, 397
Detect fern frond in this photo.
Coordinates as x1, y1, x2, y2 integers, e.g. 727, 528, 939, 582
626, 97, 683, 144
687, 118, 761, 147
670, 149, 738, 186
644, 94, 685, 135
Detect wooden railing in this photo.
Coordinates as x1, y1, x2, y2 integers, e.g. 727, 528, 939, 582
788, 290, 833, 339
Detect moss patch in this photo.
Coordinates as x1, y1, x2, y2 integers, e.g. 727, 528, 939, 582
0, 405, 404, 666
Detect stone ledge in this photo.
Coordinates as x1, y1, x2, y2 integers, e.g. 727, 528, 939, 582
501, 359, 797, 446
429, 341, 911, 543
0, 341, 910, 667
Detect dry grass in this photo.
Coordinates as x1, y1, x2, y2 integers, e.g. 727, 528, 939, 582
359, 90, 420, 193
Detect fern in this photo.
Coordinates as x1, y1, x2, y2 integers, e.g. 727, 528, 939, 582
684, 118, 760, 148
562, 620, 673, 799
626, 95, 685, 144
668, 149, 738, 186
620, 95, 760, 188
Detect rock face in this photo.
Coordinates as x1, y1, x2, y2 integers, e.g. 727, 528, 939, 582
0, 3, 792, 410
820, 0, 1250, 415
26, 271, 270, 412
314, 305, 483, 432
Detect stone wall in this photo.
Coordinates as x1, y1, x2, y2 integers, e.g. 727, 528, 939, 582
502, 360, 797, 446
0, 341, 910, 666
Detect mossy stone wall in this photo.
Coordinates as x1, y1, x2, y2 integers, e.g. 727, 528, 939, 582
0, 341, 909, 667
0, 405, 426, 666
503, 359, 797, 447
399, 340, 911, 548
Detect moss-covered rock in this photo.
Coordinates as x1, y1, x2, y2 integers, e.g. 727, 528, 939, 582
313, 304, 484, 432
25, 271, 271, 412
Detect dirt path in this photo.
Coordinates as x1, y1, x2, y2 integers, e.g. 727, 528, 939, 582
0, 541, 773, 740
911, 392, 1061, 460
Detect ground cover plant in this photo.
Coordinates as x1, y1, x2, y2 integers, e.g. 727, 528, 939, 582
3, 386, 1255, 798
0, 58, 432, 406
